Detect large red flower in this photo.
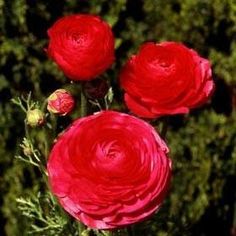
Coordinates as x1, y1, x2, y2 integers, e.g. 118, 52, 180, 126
120, 42, 214, 118
47, 111, 171, 229
47, 14, 115, 81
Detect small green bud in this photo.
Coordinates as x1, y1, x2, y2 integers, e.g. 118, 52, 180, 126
26, 109, 45, 127
23, 146, 33, 156
81, 229, 90, 236
20, 138, 33, 156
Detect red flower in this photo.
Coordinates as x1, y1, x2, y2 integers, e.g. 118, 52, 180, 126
47, 111, 171, 229
47, 14, 115, 81
120, 42, 214, 118
47, 89, 75, 116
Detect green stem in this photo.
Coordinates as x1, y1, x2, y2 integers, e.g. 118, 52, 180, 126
41, 98, 48, 112
127, 226, 134, 236
78, 222, 85, 235
43, 126, 49, 158
80, 85, 87, 117
104, 97, 109, 110
24, 119, 31, 140
49, 113, 57, 142
161, 117, 169, 139
107, 231, 114, 236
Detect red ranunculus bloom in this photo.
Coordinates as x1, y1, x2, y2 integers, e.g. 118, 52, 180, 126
47, 14, 115, 81
47, 111, 171, 229
47, 89, 75, 116
120, 42, 215, 118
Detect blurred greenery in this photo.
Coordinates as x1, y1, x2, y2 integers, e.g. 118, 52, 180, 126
0, 0, 236, 235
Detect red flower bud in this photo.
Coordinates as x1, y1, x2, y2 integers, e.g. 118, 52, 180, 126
47, 89, 75, 116
83, 78, 109, 99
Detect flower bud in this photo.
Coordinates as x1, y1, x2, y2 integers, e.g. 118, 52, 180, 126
20, 138, 33, 156
84, 78, 109, 99
81, 229, 90, 236
23, 146, 33, 156
26, 109, 45, 127
47, 89, 75, 116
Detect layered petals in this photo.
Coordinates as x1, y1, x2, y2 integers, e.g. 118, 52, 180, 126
47, 111, 171, 229
47, 14, 115, 81
120, 42, 215, 118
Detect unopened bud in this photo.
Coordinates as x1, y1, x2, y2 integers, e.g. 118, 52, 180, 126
84, 78, 109, 99
47, 89, 75, 116
23, 146, 33, 156
20, 138, 33, 156
26, 109, 45, 127
81, 229, 90, 236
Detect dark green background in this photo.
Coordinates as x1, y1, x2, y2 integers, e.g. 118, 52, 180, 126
1, 0, 236, 235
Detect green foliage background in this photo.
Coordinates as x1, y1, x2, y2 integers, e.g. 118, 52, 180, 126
0, 0, 236, 235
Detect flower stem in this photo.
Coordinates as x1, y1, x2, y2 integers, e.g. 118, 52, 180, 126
161, 117, 169, 140
127, 226, 135, 236
43, 126, 49, 158
78, 221, 85, 235
106, 231, 114, 236
24, 119, 30, 141
80, 85, 87, 117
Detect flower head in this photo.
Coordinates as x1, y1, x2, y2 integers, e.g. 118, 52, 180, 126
47, 14, 115, 81
47, 111, 171, 229
120, 42, 215, 118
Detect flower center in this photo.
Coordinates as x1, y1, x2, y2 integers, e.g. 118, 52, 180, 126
153, 58, 171, 68
93, 140, 125, 162
103, 141, 121, 160
71, 33, 86, 45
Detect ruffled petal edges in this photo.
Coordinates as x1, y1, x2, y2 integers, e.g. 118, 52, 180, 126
120, 41, 215, 118
47, 14, 115, 81
47, 111, 171, 229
